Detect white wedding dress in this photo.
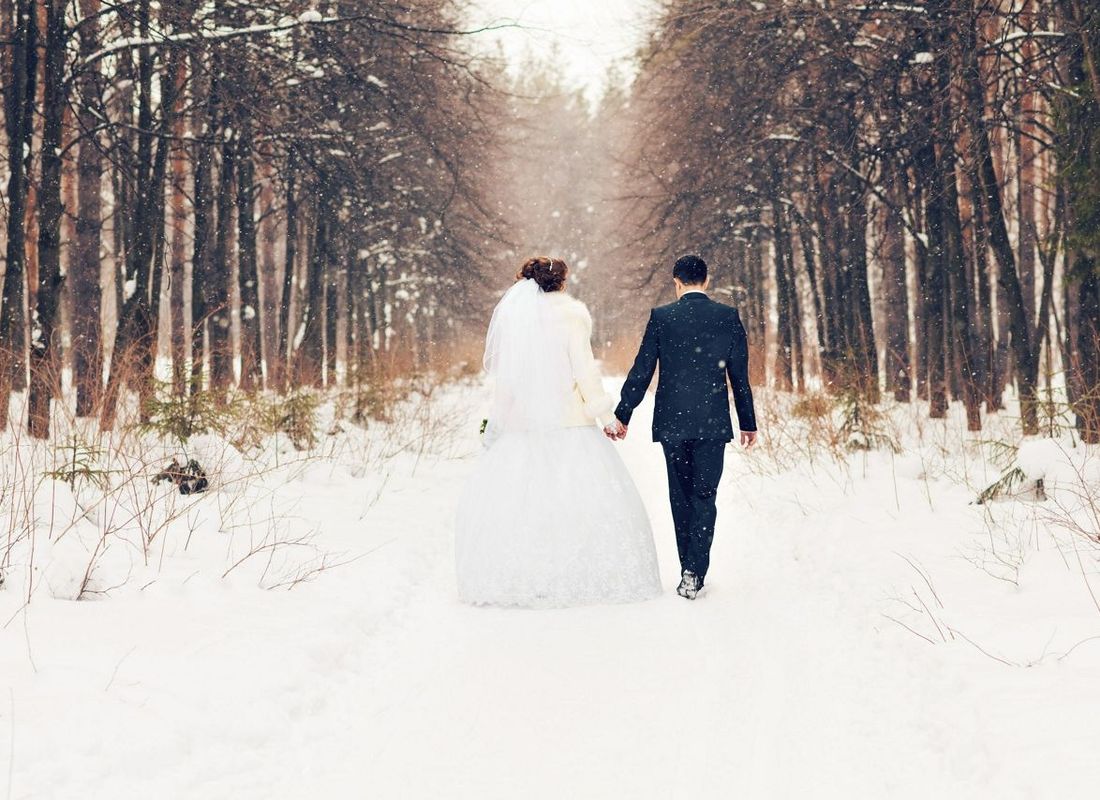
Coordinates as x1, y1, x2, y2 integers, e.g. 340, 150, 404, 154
455, 279, 661, 608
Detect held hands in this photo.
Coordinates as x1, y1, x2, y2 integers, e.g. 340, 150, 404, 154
604, 422, 751, 445
603, 420, 628, 441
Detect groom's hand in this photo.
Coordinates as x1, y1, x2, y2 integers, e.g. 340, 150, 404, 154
603, 420, 627, 440
740, 430, 757, 448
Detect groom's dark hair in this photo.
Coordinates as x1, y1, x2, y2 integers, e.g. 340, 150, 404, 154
673, 254, 708, 286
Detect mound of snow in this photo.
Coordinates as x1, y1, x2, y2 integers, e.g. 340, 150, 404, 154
1016, 438, 1068, 481
298, 9, 323, 23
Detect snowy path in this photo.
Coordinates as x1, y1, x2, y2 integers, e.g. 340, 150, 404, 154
4, 386, 1100, 798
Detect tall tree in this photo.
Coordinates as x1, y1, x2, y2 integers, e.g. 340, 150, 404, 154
27, 0, 67, 438
73, 0, 104, 417
0, 0, 38, 429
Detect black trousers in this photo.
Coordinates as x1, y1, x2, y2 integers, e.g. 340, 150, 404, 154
660, 439, 727, 583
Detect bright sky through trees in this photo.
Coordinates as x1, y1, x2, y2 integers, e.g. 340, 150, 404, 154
466, 0, 656, 102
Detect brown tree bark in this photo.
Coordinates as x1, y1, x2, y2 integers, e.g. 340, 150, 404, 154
258, 158, 279, 391
236, 116, 263, 392
770, 194, 794, 392
73, 0, 104, 417
962, 22, 1039, 434
745, 228, 767, 387
276, 149, 299, 391
882, 166, 910, 403
295, 212, 327, 388
0, 0, 38, 429
324, 231, 341, 386
168, 59, 189, 399
914, 131, 948, 419
793, 206, 828, 381
27, 0, 66, 439
844, 191, 880, 402
189, 56, 216, 397
208, 134, 235, 398
933, 31, 981, 432
100, 2, 181, 430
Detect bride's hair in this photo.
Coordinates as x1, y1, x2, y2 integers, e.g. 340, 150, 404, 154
517, 256, 568, 293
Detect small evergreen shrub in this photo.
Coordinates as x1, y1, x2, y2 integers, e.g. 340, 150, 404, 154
43, 437, 112, 490
274, 390, 320, 450
138, 380, 241, 443
836, 388, 900, 454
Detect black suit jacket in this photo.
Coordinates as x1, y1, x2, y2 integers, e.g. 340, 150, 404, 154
615, 293, 756, 442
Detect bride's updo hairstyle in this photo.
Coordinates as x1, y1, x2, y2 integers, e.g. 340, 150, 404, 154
517, 256, 568, 293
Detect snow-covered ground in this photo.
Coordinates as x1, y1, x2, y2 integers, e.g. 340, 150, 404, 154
2, 380, 1099, 799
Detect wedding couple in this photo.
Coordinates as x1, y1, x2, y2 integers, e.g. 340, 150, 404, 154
455, 254, 757, 607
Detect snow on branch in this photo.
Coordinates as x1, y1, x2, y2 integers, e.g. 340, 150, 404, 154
849, 3, 927, 13
78, 13, 523, 73
981, 30, 1066, 54
81, 16, 334, 69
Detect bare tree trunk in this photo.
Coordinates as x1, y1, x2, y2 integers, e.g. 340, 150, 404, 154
0, 0, 38, 429
936, 73, 981, 432
190, 57, 215, 397
745, 227, 767, 387
845, 191, 879, 402
882, 166, 910, 403
813, 178, 845, 387
258, 158, 279, 391
209, 134, 235, 398
962, 9, 1039, 434
168, 60, 189, 398
793, 206, 828, 378
784, 208, 805, 393
276, 150, 298, 392
363, 259, 380, 376
144, 69, 181, 412
100, 5, 181, 429
236, 116, 263, 391
966, 163, 999, 412
73, 0, 104, 417
770, 195, 793, 392
27, 0, 66, 439
295, 212, 326, 388
915, 133, 948, 419
1016, 102, 1038, 335
324, 237, 340, 386
909, 183, 929, 402
346, 248, 361, 390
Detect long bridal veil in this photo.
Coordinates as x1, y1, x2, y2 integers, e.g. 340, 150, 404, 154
483, 278, 572, 437
455, 277, 661, 608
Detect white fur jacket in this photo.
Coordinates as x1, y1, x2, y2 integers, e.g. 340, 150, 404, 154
543, 292, 616, 428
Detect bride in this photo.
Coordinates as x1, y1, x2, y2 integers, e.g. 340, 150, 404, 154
455, 257, 662, 608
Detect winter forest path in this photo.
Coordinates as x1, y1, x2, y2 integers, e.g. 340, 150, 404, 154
241, 390, 1097, 798
4, 383, 1099, 799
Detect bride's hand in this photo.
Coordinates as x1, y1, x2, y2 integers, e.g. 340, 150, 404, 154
603, 421, 627, 441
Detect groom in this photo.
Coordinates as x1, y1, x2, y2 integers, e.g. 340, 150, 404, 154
606, 255, 757, 600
